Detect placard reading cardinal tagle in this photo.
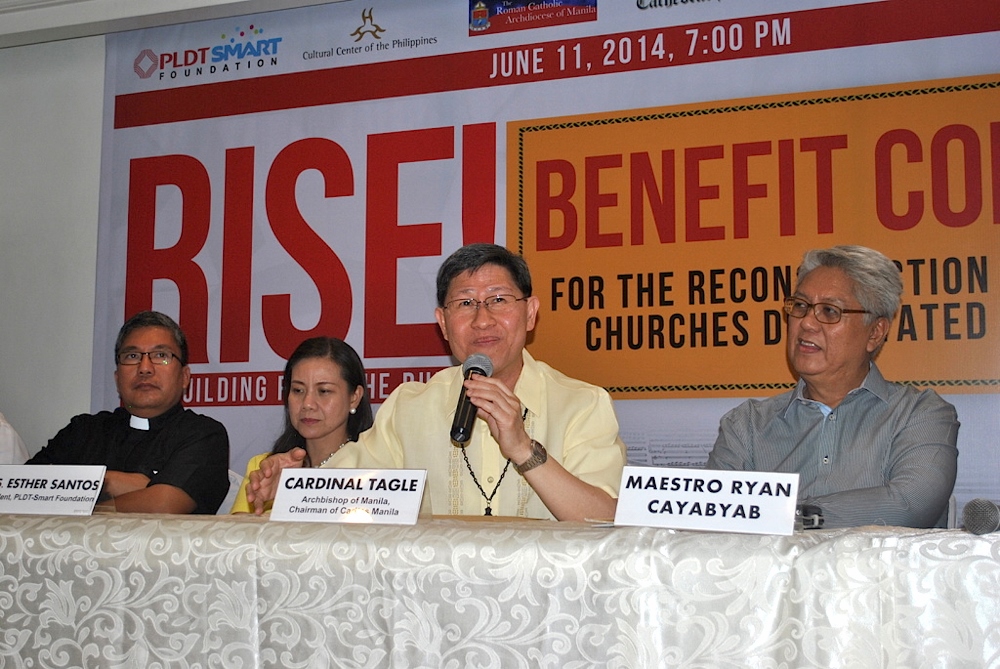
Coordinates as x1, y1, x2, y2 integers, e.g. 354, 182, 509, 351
614, 466, 800, 535
0, 465, 106, 515
270, 468, 427, 525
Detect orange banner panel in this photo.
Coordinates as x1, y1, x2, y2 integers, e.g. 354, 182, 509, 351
509, 76, 1000, 398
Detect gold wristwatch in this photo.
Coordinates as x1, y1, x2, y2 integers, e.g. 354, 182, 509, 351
515, 439, 547, 475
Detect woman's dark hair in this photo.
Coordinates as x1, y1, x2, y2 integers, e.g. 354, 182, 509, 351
270, 337, 373, 457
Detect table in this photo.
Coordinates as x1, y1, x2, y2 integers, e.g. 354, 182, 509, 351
0, 514, 998, 668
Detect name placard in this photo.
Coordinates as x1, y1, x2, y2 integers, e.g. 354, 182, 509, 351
614, 466, 800, 535
0, 465, 106, 515
270, 468, 427, 524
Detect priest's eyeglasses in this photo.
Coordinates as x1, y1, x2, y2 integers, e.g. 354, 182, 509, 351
783, 297, 869, 325
444, 294, 528, 316
117, 350, 181, 366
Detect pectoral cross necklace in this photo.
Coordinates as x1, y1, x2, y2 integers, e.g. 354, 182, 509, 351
462, 407, 528, 516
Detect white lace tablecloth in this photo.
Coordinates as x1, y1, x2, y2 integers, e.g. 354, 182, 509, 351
0, 514, 997, 668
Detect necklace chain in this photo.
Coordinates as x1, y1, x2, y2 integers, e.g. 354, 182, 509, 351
462, 408, 528, 516
312, 443, 348, 468
462, 450, 510, 516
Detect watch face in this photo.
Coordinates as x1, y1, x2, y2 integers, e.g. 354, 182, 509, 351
516, 440, 547, 474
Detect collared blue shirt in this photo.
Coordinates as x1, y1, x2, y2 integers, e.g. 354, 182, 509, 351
706, 364, 960, 528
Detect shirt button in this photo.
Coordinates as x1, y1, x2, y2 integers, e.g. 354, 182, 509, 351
487, 476, 495, 483
829, 414, 837, 421
822, 456, 830, 464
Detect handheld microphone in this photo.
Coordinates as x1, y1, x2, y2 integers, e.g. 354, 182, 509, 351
450, 354, 493, 445
963, 498, 1000, 535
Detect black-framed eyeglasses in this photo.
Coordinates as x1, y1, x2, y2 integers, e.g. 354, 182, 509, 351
783, 296, 869, 325
117, 350, 181, 366
444, 294, 528, 316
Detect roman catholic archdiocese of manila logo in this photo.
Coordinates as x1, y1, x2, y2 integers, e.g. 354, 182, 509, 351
470, 2, 491, 31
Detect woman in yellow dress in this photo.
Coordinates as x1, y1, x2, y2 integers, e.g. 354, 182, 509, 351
230, 337, 373, 513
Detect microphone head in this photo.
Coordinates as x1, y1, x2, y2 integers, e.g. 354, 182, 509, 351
463, 353, 493, 378
963, 498, 1000, 535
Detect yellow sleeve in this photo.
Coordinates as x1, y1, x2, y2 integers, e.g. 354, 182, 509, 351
325, 383, 410, 469
229, 453, 270, 514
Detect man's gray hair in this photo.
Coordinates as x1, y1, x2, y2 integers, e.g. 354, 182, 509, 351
797, 245, 902, 323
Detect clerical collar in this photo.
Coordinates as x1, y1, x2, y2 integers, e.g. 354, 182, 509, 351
123, 403, 183, 431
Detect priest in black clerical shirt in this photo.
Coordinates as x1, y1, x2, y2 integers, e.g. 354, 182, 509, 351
27, 311, 230, 514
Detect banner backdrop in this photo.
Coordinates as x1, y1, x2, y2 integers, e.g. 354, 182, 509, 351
515, 77, 1000, 396
98, 0, 1000, 508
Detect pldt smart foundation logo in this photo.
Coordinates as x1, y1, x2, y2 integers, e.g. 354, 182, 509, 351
133, 23, 284, 80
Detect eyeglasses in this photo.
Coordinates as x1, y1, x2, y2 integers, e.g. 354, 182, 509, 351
444, 294, 528, 316
117, 350, 181, 366
783, 297, 869, 325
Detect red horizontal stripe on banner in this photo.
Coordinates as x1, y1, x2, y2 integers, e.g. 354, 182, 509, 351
182, 366, 445, 407
114, 0, 999, 128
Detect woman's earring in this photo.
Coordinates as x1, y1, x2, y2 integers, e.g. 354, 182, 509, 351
350, 407, 357, 414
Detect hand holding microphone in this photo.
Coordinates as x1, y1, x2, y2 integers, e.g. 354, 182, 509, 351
450, 354, 493, 445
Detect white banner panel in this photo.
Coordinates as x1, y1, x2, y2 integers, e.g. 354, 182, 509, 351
97, 0, 1000, 511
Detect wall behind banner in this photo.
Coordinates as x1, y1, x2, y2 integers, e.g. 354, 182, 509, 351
0, 36, 105, 452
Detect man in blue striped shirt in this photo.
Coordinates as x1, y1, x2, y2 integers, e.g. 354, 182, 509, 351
706, 246, 959, 528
